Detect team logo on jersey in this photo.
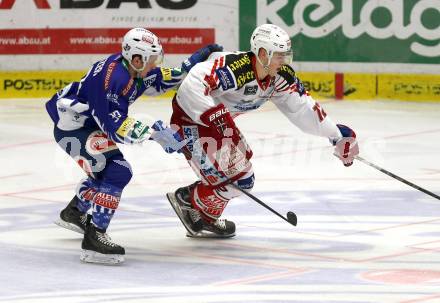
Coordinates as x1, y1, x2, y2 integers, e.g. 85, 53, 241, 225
85, 131, 118, 155
244, 85, 258, 95
215, 67, 235, 90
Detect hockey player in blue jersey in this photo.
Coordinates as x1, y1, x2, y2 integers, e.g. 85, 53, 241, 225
46, 27, 222, 264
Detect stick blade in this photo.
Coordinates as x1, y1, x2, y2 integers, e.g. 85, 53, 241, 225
286, 211, 297, 226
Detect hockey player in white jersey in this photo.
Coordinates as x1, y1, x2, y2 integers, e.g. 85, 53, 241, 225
166, 24, 359, 237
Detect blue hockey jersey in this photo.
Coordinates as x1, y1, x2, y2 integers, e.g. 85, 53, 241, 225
46, 53, 184, 144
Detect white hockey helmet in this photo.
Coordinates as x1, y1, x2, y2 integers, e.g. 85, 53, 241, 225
250, 24, 292, 66
122, 28, 164, 72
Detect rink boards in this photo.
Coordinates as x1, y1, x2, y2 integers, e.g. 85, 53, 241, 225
1, 70, 440, 102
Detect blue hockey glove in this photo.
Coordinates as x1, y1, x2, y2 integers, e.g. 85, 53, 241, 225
149, 120, 188, 153
181, 43, 223, 73
332, 124, 359, 167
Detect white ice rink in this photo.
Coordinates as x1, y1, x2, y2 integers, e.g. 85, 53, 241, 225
0, 98, 439, 303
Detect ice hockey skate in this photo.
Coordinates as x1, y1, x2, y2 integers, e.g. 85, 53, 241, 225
80, 222, 125, 265
166, 183, 204, 236
54, 196, 87, 234
167, 183, 236, 238
189, 218, 236, 238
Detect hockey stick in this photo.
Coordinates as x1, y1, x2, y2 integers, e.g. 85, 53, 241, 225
178, 146, 298, 227
355, 155, 440, 201
229, 183, 298, 226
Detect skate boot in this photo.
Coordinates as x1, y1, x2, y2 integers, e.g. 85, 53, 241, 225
54, 196, 87, 234
199, 218, 236, 238
80, 220, 125, 265
166, 182, 204, 236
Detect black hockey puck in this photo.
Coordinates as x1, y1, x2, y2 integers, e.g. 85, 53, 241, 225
286, 211, 297, 226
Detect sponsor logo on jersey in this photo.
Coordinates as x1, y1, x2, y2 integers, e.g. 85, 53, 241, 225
228, 54, 251, 72
215, 67, 235, 90
128, 86, 137, 104
143, 74, 157, 88
279, 65, 296, 78
183, 125, 226, 185
93, 58, 108, 77
104, 62, 116, 90
122, 78, 134, 96
106, 92, 119, 105
236, 71, 255, 88
224, 53, 256, 89
160, 68, 172, 81
183, 125, 198, 152
244, 85, 258, 95
85, 130, 118, 155
234, 98, 267, 111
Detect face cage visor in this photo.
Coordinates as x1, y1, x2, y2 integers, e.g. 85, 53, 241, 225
270, 50, 293, 65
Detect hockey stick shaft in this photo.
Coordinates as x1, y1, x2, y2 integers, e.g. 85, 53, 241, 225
229, 183, 297, 226
355, 155, 440, 200
179, 147, 297, 226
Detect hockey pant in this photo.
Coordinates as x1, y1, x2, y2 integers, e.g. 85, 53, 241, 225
171, 100, 255, 222
54, 125, 132, 231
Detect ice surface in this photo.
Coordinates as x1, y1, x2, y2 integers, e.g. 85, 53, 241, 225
0, 98, 439, 303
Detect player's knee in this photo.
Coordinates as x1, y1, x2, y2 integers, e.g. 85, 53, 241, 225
117, 161, 133, 188
237, 173, 255, 191
101, 155, 133, 189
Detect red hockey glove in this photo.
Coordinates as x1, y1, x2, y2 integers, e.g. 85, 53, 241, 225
200, 103, 252, 159
333, 124, 359, 167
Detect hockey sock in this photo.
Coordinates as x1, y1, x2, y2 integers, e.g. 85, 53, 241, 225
91, 182, 121, 231
75, 177, 100, 213
191, 183, 229, 222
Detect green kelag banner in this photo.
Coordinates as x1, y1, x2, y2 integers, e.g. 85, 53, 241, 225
239, 0, 440, 64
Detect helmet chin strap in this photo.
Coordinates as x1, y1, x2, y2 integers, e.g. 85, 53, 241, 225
256, 50, 273, 73
129, 60, 146, 74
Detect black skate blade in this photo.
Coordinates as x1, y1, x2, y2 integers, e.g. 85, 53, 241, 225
186, 231, 236, 239
166, 192, 198, 236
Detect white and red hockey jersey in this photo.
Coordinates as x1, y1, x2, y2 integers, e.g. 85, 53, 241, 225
175, 51, 342, 141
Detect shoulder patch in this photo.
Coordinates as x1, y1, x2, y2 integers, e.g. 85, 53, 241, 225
277, 64, 306, 96
277, 65, 297, 84
224, 52, 255, 89
160, 68, 172, 81
215, 67, 235, 90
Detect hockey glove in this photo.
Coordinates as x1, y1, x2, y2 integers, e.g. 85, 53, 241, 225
181, 44, 223, 73
332, 124, 359, 167
200, 104, 253, 159
149, 120, 188, 153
